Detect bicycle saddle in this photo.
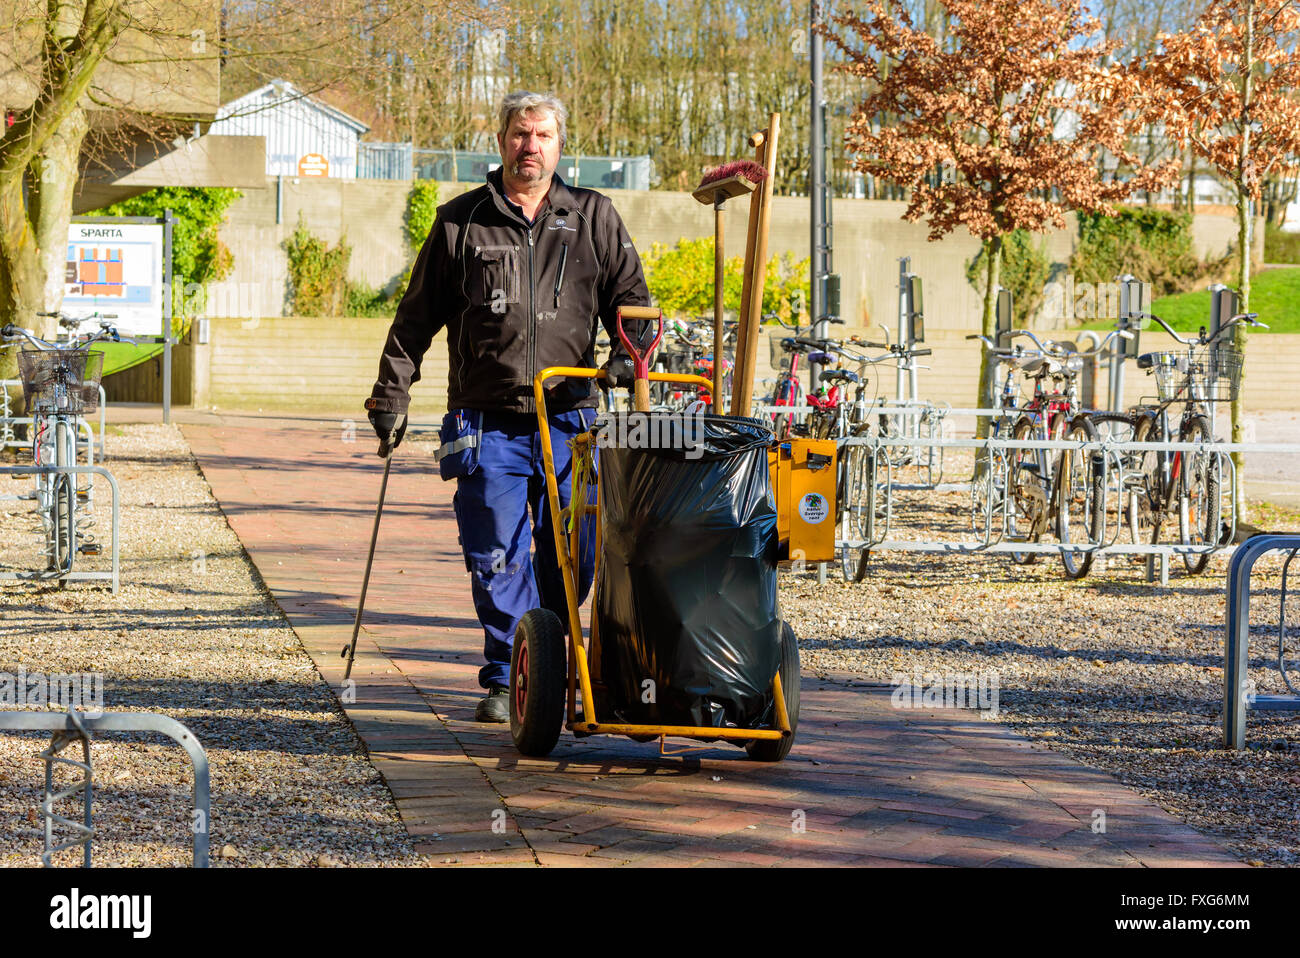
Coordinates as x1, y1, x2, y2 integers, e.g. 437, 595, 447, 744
820, 369, 860, 384
1017, 355, 1061, 376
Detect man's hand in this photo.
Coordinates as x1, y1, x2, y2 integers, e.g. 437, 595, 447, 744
368, 410, 407, 458
599, 356, 636, 391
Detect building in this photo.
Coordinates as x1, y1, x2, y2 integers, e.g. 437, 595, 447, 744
209, 80, 370, 179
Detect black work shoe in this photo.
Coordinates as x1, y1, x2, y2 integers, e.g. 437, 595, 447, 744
475, 685, 510, 723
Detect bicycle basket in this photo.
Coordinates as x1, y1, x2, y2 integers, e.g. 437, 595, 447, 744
767, 332, 791, 371
1150, 346, 1242, 403
17, 348, 104, 415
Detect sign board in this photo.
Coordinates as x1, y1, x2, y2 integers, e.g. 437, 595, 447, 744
1119, 279, 1149, 358
995, 287, 1013, 348
63, 221, 164, 337
1210, 285, 1239, 341
298, 153, 329, 177
907, 275, 925, 344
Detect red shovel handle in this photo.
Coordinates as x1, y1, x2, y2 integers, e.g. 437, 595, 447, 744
616, 306, 664, 378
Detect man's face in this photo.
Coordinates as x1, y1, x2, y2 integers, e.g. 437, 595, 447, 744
497, 110, 562, 186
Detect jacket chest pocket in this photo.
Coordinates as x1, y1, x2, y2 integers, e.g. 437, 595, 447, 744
473, 245, 521, 311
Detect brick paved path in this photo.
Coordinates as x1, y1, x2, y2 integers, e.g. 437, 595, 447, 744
183, 414, 1244, 867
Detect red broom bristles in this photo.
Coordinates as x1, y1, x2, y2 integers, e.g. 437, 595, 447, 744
696, 159, 768, 188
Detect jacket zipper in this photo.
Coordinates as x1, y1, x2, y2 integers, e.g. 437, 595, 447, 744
527, 227, 536, 395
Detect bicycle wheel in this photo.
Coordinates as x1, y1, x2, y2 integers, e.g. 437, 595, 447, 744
1178, 413, 1220, 576
1087, 412, 1136, 545
771, 375, 800, 439
809, 406, 837, 440
1008, 417, 1044, 564
53, 473, 74, 572
1130, 412, 1165, 548
837, 444, 872, 582
53, 418, 75, 574
1056, 415, 1103, 580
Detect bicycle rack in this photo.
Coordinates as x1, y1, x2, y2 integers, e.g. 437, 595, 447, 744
835, 433, 1261, 573
838, 438, 895, 555
1223, 534, 1300, 749
0, 464, 120, 592
758, 398, 953, 490
0, 708, 209, 866
0, 379, 14, 451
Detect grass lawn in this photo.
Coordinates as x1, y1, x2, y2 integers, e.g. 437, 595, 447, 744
1081, 265, 1300, 333
89, 340, 163, 376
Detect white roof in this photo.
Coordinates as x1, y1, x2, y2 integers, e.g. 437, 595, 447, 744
216, 79, 369, 135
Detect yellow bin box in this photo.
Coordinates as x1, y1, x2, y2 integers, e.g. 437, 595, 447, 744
769, 437, 837, 563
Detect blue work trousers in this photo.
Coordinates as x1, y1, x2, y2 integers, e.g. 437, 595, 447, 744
452, 408, 597, 689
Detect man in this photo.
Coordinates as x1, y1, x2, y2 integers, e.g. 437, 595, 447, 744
366, 91, 651, 722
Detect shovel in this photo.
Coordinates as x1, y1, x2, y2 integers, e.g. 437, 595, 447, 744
616, 305, 664, 412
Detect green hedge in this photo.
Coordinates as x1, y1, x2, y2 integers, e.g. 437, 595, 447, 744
1070, 207, 1225, 298
1265, 225, 1300, 265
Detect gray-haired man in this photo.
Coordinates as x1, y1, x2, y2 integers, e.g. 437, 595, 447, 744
367, 91, 654, 722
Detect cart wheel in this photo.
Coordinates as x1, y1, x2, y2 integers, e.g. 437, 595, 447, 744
509, 609, 567, 757
747, 621, 801, 762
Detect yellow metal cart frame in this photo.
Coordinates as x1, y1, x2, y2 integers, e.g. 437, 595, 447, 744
518, 365, 793, 756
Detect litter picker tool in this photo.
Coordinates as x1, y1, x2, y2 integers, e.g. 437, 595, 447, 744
693, 161, 765, 413
616, 305, 664, 412
341, 413, 406, 681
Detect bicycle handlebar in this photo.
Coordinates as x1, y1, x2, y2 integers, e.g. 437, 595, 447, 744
1130, 311, 1191, 345
1, 323, 134, 348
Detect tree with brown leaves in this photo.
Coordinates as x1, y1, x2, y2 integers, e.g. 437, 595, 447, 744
1139, 0, 1300, 525
823, 0, 1179, 436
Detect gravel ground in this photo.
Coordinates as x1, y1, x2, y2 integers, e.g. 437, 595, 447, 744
785, 450, 1300, 867
0, 425, 426, 867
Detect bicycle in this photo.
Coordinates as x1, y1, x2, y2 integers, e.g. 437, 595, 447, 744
969, 329, 1124, 580
1122, 309, 1264, 575
822, 342, 907, 581
2, 320, 131, 577
845, 328, 939, 476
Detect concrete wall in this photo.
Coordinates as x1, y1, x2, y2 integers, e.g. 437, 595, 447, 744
186, 316, 449, 415
213, 176, 1255, 330
137, 314, 1296, 418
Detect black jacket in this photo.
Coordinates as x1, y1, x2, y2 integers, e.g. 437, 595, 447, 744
368, 170, 651, 415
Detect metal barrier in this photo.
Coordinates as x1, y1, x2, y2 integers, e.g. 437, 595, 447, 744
1223, 534, 1300, 749
0, 709, 209, 866
0, 464, 120, 591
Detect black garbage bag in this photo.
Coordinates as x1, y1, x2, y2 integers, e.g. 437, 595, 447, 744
594, 413, 780, 729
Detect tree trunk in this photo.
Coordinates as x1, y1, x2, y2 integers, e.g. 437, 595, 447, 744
1231, 0, 1255, 530
1232, 187, 1251, 528
31, 107, 89, 342
0, 179, 43, 384
975, 233, 1003, 443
